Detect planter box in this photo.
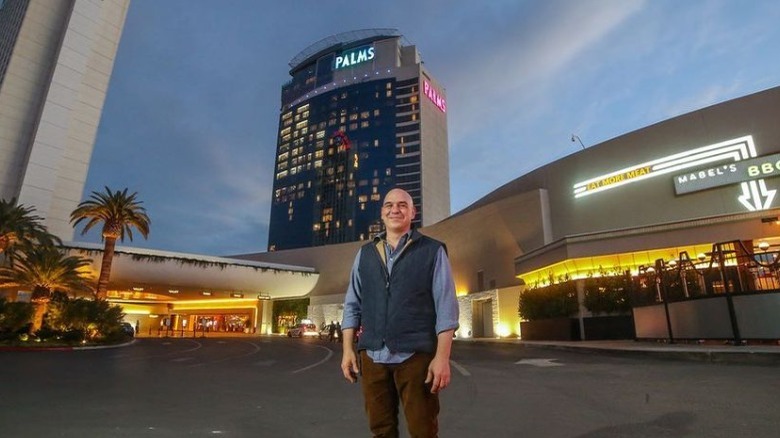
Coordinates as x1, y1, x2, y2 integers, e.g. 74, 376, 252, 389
583, 315, 635, 340
521, 318, 580, 341
521, 315, 635, 341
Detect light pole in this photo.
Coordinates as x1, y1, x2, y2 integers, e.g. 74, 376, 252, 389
571, 134, 585, 150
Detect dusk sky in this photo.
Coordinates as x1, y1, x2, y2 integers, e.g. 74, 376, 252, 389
80, 0, 780, 256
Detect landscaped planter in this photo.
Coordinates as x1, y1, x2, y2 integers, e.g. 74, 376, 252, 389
521, 315, 635, 341
520, 317, 580, 341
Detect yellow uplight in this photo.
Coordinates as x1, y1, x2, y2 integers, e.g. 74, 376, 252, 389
518, 243, 714, 286
496, 323, 511, 338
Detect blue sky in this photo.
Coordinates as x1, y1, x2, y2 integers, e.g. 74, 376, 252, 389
80, 0, 780, 256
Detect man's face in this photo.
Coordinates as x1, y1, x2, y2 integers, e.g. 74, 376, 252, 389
381, 189, 416, 234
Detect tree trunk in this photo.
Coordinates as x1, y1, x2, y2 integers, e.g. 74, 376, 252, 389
96, 237, 117, 300
31, 299, 49, 333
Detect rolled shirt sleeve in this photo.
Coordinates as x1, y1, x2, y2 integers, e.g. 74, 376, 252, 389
433, 247, 460, 334
341, 247, 363, 331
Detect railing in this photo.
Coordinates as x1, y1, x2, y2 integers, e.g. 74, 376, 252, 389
632, 240, 780, 344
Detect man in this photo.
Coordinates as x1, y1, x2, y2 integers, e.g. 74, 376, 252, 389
341, 188, 459, 438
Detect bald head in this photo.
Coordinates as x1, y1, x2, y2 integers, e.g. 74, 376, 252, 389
382, 188, 416, 237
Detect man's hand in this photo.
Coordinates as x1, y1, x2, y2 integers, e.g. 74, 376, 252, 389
425, 354, 451, 393
425, 329, 455, 393
341, 328, 359, 383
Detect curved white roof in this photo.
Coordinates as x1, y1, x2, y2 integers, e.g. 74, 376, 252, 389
289, 28, 400, 69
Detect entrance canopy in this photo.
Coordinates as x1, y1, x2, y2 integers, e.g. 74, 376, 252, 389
64, 242, 319, 302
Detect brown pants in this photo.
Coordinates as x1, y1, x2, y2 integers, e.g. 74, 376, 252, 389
359, 350, 440, 438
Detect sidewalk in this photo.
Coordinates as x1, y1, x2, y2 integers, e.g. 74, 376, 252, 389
456, 337, 780, 365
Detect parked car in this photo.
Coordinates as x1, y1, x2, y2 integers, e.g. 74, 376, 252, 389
287, 322, 318, 338
120, 322, 135, 337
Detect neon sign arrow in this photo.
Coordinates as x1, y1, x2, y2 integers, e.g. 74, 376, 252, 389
737, 179, 776, 211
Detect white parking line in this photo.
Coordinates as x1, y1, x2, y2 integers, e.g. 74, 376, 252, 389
291, 345, 334, 374
450, 360, 471, 377
515, 358, 563, 367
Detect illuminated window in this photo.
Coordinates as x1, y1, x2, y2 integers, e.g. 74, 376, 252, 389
360, 111, 370, 119
297, 104, 309, 113
386, 82, 392, 89
316, 130, 325, 139
282, 111, 292, 120
374, 109, 380, 117
349, 114, 358, 121
349, 123, 358, 131
410, 95, 418, 103
358, 195, 368, 202
374, 140, 379, 147
361, 121, 369, 128
370, 193, 381, 201
386, 90, 392, 97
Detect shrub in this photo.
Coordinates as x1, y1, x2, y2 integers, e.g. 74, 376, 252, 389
0, 297, 34, 338
519, 282, 578, 320
583, 274, 632, 315
44, 294, 125, 342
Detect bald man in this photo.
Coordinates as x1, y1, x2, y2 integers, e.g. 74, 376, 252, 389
341, 188, 459, 437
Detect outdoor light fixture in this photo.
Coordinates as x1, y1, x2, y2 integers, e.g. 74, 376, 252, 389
668, 259, 677, 267
571, 134, 585, 150
697, 253, 707, 262
759, 241, 770, 251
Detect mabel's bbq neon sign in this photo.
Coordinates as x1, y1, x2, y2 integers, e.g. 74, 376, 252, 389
573, 136, 757, 198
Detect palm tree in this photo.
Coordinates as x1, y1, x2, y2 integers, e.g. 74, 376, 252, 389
0, 198, 61, 261
70, 187, 150, 299
0, 246, 93, 332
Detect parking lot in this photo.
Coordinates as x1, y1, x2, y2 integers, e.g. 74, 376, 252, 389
1, 336, 778, 437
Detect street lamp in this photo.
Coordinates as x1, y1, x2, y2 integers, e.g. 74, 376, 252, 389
571, 134, 585, 150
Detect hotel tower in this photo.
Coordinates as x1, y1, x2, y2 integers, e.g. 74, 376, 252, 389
268, 29, 450, 251
0, 0, 130, 240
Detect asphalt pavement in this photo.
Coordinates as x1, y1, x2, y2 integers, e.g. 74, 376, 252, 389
4, 332, 780, 365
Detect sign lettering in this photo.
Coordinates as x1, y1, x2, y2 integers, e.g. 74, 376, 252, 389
334, 46, 375, 70
673, 153, 780, 194
423, 80, 446, 113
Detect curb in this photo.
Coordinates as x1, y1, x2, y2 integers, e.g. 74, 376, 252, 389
0, 338, 137, 352
454, 338, 780, 366
521, 342, 780, 366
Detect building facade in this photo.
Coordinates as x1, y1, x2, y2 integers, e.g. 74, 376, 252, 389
0, 0, 130, 240
268, 29, 450, 251
245, 85, 780, 341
